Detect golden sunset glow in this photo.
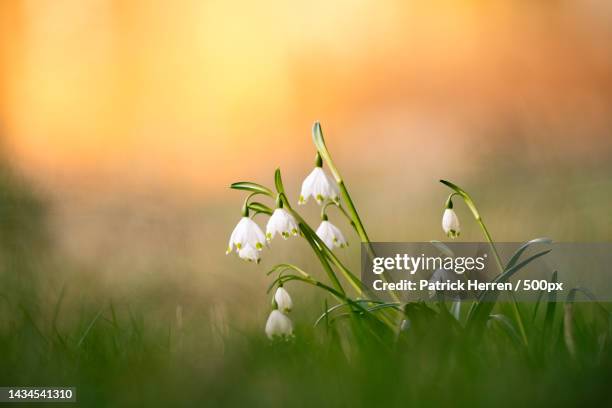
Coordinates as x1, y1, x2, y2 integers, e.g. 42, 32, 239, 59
1, 1, 611, 191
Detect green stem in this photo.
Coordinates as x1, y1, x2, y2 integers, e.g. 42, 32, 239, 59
273, 274, 397, 331
475, 216, 504, 274
299, 228, 345, 297
312, 124, 401, 303
440, 179, 528, 345
312, 123, 373, 252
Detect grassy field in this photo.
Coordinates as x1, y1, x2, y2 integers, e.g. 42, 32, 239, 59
0, 291, 610, 407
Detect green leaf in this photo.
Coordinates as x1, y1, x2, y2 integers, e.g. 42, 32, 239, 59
506, 237, 552, 270
544, 271, 558, 333
248, 202, 273, 215
314, 299, 384, 327
274, 168, 285, 195
266, 263, 310, 278
312, 122, 341, 182
467, 249, 551, 328
230, 181, 274, 197
488, 314, 523, 346
430, 240, 455, 257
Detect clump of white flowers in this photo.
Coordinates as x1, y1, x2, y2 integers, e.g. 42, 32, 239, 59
265, 286, 294, 339
442, 198, 460, 239
227, 123, 372, 340
227, 136, 550, 344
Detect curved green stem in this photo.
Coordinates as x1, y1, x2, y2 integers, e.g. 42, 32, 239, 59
441, 179, 528, 345
440, 180, 503, 273
270, 274, 396, 331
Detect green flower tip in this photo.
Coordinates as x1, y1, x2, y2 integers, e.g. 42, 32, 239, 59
446, 230, 460, 239
315, 152, 323, 168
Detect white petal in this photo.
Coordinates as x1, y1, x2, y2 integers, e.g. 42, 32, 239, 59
241, 217, 266, 250
316, 221, 335, 249
274, 287, 293, 313
326, 221, 347, 248
227, 217, 248, 253
265, 310, 293, 339
266, 209, 298, 241
299, 168, 318, 204
238, 244, 260, 263
299, 167, 338, 205
442, 209, 460, 238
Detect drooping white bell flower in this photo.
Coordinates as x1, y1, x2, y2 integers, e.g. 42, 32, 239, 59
226, 216, 266, 255
266, 208, 298, 241
265, 309, 293, 339
299, 167, 339, 205
274, 286, 293, 313
238, 243, 261, 263
442, 208, 460, 238
316, 220, 347, 249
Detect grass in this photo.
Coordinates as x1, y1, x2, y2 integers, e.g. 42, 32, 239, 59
0, 287, 610, 407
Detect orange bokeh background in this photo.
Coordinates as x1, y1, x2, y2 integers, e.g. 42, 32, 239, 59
1, 0, 611, 195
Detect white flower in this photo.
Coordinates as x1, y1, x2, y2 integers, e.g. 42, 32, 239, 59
274, 286, 293, 313
299, 167, 339, 205
226, 217, 266, 254
442, 208, 460, 238
238, 243, 261, 263
316, 220, 347, 249
266, 208, 298, 241
265, 309, 293, 339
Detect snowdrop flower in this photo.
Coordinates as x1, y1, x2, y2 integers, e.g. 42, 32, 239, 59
316, 219, 347, 249
238, 243, 261, 263
265, 309, 293, 339
299, 167, 339, 205
442, 208, 460, 238
266, 208, 298, 241
274, 286, 293, 313
226, 217, 266, 254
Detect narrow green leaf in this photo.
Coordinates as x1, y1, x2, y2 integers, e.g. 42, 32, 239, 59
531, 289, 545, 322
274, 168, 285, 195
248, 202, 273, 215
506, 238, 552, 270
77, 306, 106, 348
312, 122, 341, 182
266, 263, 310, 278
489, 314, 523, 346
430, 240, 455, 257
467, 249, 551, 327
544, 271, 558, 333
230, 181, 274, 197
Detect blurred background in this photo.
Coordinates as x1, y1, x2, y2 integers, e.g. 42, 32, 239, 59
1, 0, 611, 327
